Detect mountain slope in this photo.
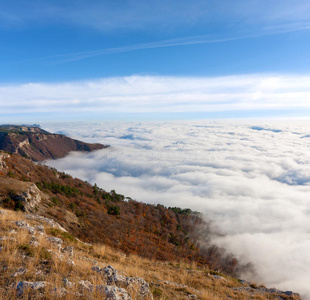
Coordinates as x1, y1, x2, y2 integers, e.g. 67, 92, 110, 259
0, 151, 238, 274
0, 152, 301, 299
0, 208, 301, 300
0, 125, 107, 161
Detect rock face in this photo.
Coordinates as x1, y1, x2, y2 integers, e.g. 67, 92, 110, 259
0, 177, 44, 213
0, 152, 9, 170
10, 184, 42, 213
0, 125, 108, 161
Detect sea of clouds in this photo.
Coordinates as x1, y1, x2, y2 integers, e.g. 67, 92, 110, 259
43, 120, 310, 298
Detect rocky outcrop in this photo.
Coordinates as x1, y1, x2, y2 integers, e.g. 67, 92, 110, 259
26, 214, 67, 232
10, 184, 42, 213
0, 177, 44, 213
0, 209, 154, 300
92, 265, 153, 299
16, 281, 48, 296
0, 152, 9, 171
0, 125, 108, 161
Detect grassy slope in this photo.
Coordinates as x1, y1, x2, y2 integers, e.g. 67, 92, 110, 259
0, 209, 300, 300
0, 152, 302, 299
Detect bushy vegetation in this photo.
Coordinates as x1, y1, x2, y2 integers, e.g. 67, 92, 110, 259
36, 181, 80, 197
0, 208, 299, 300
0, 152, 242, 276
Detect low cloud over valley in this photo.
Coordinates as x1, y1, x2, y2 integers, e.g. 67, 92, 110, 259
44, 120, 310, 298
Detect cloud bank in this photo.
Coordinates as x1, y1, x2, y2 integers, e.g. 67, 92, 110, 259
43, 120, 310, 298
1, 75, 310, 118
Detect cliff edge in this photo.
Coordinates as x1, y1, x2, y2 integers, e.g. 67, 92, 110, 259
0, 125, 108, 161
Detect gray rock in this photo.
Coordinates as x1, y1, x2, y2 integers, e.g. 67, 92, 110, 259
16, 281, 48, 296
13, 267, 27, 277
10, 184, 42, 213
47, 249, 64, 260
26, 214, 67, 232
0, 153, 9, 170
27, 226, 36, 235
47, 237, 63, 245
15, 221, 30, 228
104, 285, 132, 300
62, 246, 74, 257
52, 287, 67, 297
83, 256, 98, 265
0, 236, 16, 242
212, 275, 227, 281
92, 265, 153, 299
30, 240, 40, 247
125, 277, 153, 299
63, 278, 74, 288
67, 259, 75, 266
78, 280, 93, 291
35, 225, 45, 233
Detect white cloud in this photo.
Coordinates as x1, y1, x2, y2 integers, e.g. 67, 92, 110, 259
43, 120, 310, 299
1, 75, 310, 117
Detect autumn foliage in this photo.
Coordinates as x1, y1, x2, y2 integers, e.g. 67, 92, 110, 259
0, 152, 240, 276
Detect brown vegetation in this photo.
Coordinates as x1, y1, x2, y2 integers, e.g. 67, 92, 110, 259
0, 208, 301, 300
0, 151, 240, 277
0, 125, 107, 161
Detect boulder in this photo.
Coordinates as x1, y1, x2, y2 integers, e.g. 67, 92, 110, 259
92, 265, 153, 299
104, 285, 132, 300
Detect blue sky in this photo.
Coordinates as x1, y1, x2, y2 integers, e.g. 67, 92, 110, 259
1, 0, 310, 121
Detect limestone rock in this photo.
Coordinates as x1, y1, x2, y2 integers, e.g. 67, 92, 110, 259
104, 285, 132, 300
13, 267, 27, 277
92, 265, 153, 299
16, 281, 48, 296
63, 278, 74, 288
62, 246, 74, 257
10, 184, 42, 213
47, 236, 63, 245
0, 152, 9, 170
26, 214, 67, 232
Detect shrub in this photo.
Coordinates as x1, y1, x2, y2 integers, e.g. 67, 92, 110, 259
51, 197, 59, 205
14, 201, 25, 212
7, 171, 14, 178
107, 205, 120, 215
69, 203, 76, 210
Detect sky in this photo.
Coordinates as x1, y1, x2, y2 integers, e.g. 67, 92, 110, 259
1, 0, 310, 121
2, 2, 310, 297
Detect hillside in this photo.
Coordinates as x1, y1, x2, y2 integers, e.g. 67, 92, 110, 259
0, 125, 107, 161
0, 151, 302, 299
0, 151, 236, 273
0, 208, 301, 300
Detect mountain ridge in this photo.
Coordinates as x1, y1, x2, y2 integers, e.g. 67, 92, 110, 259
0, 125, 108, 161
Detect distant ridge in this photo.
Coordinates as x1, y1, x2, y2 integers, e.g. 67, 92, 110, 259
0, 125, 108, 161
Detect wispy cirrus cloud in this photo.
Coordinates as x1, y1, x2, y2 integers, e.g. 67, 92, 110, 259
38, 23, 310, 64
1, 74, 310, 119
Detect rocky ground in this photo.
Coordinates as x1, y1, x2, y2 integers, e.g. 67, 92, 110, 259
0, 208, 302, 299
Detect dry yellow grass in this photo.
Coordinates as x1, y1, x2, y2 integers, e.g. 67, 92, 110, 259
0, 208, 300, 300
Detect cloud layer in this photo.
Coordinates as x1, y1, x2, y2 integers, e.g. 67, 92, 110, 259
1, 75, 310, 118
44, 120, 310, 298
